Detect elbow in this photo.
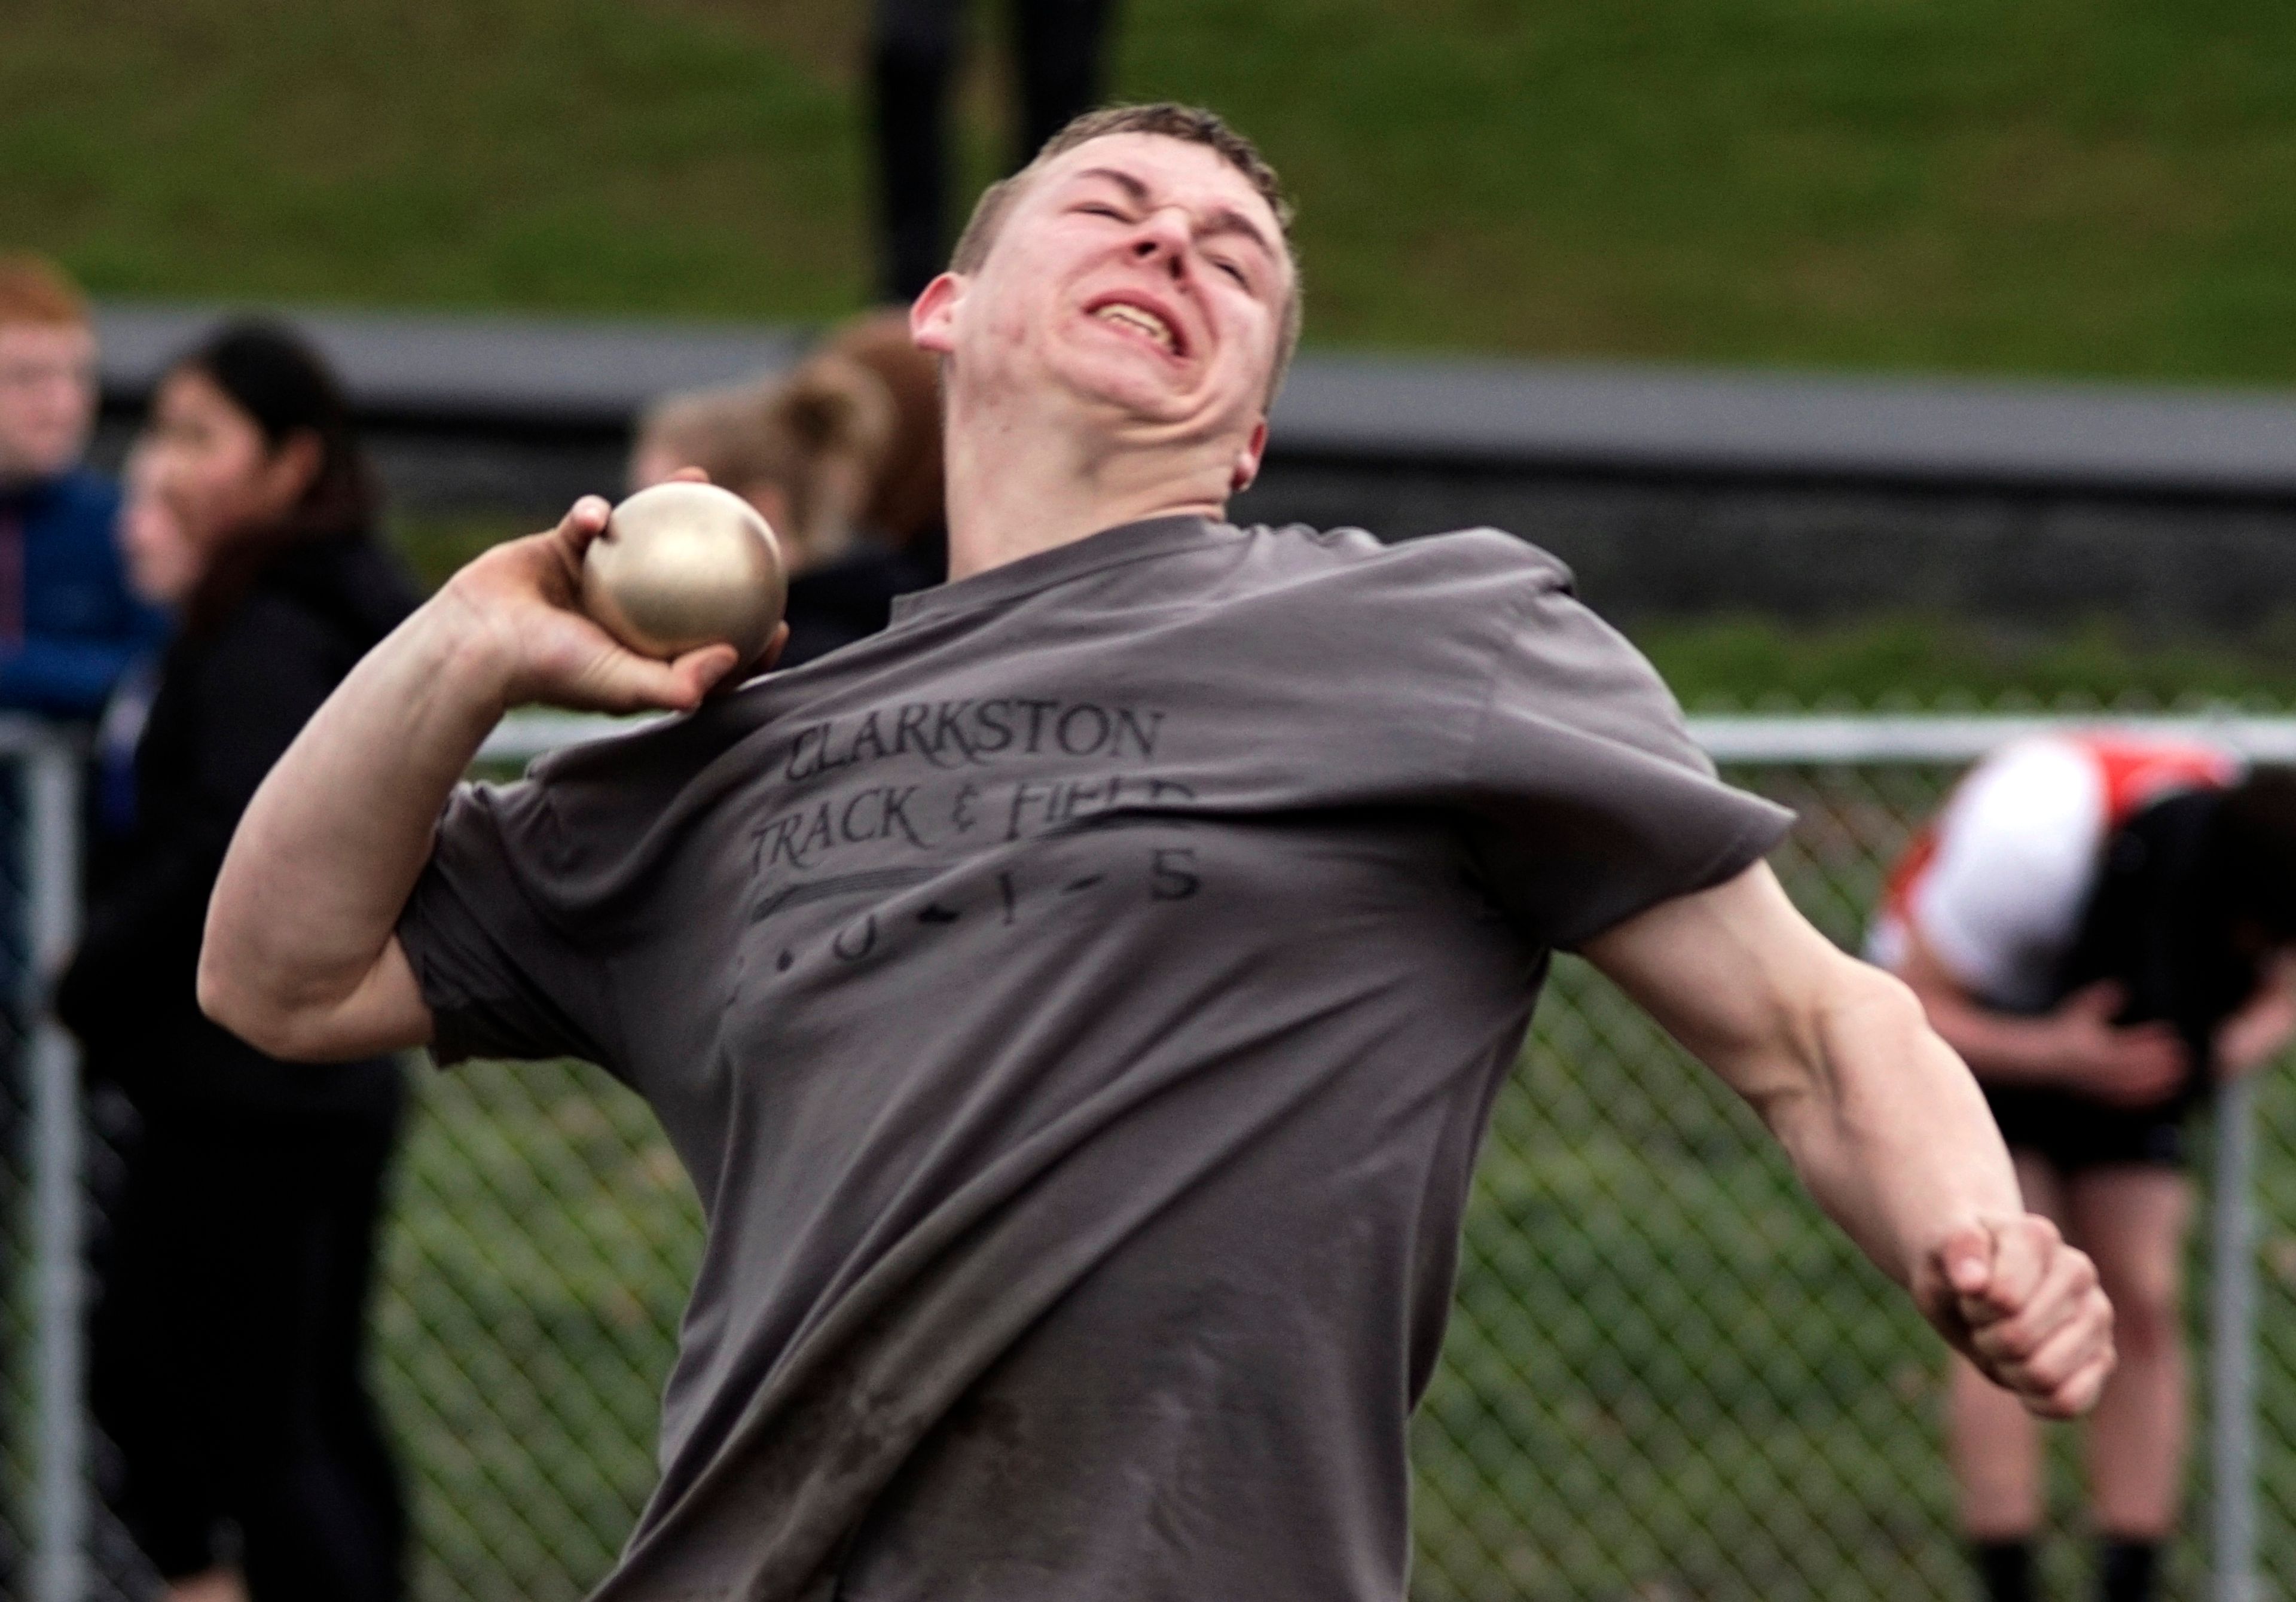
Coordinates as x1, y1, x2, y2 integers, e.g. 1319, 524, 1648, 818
1758, 956, 1929, 1122
196, 939, 268, 1052
1812, 957, 1934, 1067
1840, 958, 1929, 1029
196, 937, 315, 1061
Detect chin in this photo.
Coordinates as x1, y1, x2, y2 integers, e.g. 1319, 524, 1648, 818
1059, 360, 1198, 420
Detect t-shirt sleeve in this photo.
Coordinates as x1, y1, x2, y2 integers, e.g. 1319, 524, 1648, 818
396, 777, 622, 1069
1459, 560, 1793, 949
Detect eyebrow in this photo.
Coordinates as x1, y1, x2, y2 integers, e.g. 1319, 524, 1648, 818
1070, 166, 1280, 264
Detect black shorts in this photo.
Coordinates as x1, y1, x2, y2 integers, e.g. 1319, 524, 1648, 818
1981, 1082, 2191, 1174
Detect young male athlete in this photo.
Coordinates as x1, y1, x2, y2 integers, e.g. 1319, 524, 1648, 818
202, 105, 2115, 1600
1871, 734, 2296, 1602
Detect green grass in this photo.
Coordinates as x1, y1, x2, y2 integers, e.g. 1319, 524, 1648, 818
1639, 612, 2296, 711
10, 1, 2296, 382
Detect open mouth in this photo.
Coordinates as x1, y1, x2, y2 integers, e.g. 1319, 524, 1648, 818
1088, 299, 1185, 358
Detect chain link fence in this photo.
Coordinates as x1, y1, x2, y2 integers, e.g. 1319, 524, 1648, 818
20, 714, 2296, 1599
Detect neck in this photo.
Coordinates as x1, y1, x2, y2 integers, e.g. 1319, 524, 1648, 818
941, 386, 1239, 581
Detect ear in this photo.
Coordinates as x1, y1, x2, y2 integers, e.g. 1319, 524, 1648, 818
1228, 417, 1269, 495
910, 273, 966, 356
259, 431, 325, 517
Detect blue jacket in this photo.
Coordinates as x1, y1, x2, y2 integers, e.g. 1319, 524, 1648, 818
0, 468, 169, 718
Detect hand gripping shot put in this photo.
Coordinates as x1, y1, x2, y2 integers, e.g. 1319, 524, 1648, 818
202, 104, 2117, 1602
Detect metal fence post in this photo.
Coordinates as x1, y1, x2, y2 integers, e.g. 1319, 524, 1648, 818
2212, 1070, 2259, 1602
22, 737, 86, 1602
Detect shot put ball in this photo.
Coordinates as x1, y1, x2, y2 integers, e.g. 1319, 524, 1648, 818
581, 481, 788, 669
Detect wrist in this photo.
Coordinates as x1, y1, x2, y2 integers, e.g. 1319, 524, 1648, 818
416, 584, 522, 721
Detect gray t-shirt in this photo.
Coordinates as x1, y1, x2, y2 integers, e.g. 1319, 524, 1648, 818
398, 515, 1791, 1602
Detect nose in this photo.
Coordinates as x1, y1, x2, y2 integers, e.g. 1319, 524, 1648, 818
1128, 206, 1195, 276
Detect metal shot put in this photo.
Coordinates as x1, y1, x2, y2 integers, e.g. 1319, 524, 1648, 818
202, 105, 2115, 1601
582, 480, 787, 670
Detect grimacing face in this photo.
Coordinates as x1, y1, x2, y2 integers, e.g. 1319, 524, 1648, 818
915, 133, 1292, 483
0, 321, 99, 483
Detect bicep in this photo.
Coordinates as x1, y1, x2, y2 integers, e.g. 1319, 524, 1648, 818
207, 933, 435, 1063
1578, 861, 1856, 1093
318, 936, 436, 1058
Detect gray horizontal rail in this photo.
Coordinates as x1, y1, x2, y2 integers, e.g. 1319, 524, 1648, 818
478, 709, 2296, 768
1687, 713, 2296, 765
94, 302, 2296, 496
94, 303, 807, 431
1269, 353, 2296, 495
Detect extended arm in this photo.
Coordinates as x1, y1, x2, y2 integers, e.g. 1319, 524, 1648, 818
198, 493, 752, 1061
1582, 863, 2114, 1417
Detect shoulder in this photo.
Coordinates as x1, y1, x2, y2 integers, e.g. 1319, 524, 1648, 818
1239, 521, 1573, 594
193, 584, 344, 701
1220, 523, 1581, 660
520, 690, 781, 839
264, 534, 422, 645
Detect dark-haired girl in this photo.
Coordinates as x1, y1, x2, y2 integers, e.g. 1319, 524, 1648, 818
60, 323, 416, 1602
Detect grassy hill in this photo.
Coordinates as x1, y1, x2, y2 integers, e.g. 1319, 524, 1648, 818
8, 0, 2296, 382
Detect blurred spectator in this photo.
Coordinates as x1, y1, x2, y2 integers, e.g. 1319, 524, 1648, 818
0, 253, 167, 715
872, 0, 1119, 301
631, 351, 926, 667
57, 322, 418, 1602
0, 252, 164, 1602
1869, 734, 2296, 1602
814, 307, 949, 571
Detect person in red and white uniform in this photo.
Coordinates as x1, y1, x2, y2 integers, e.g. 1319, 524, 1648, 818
1872, 734, 2296, 1602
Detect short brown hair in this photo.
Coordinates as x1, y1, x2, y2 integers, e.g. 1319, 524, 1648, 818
0, 254, 89, 328
949, 103, 1302, 402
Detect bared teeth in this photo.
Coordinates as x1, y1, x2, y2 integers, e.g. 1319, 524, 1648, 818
1094, 303, 1176, 353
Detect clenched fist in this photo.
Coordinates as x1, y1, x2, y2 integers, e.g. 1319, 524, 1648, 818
1921, 1216, 2115, 1417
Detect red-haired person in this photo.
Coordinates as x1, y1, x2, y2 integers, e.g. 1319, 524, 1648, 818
0, 254, 166, 713
1870, 735, 2296, 1602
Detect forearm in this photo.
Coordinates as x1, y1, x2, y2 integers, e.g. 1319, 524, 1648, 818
199, 596, 510, 1045
1758, 962, 2023, 1301
1587, 872, 2022, 1298
1892, 983, 2068, 1085
1588, 868, 2113, 1415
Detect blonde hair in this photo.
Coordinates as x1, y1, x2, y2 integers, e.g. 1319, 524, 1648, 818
634, 356, 895, 554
